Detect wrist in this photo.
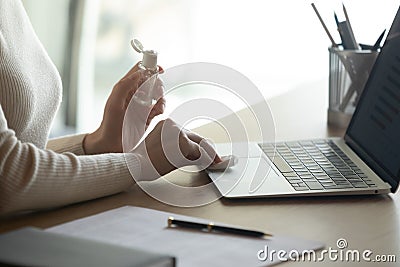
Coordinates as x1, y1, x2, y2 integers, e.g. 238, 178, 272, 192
83, 130, 102, 154
130, 152, 161, 182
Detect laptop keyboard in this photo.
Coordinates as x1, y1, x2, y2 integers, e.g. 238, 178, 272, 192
259, 140, 377, 191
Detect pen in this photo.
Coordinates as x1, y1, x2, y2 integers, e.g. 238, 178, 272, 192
167, 217, 273, 238
311, 3, 338, 47
342, 3, 351, 26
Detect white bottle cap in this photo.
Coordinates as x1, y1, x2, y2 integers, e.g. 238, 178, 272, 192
131, 39, 158, 71
142, 50, 158, 71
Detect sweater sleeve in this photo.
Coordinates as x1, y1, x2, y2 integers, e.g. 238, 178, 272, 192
46, 134, 87, 155
0, 104, 141, 215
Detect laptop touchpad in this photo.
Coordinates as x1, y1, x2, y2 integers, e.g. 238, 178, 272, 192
209, 157, 292, 197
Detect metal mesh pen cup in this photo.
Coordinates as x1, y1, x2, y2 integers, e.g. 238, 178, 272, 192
328, 47, 378, 128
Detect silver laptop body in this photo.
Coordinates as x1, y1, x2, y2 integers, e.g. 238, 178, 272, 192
208, 7, 400, 198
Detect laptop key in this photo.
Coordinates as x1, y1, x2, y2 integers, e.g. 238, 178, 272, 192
364, 179, 376, 184
293, 167, 307, 172
320, 182, 336, 187
331, 177, 346, 181
335, 181, 352, 185
319, 178, 334, 183
304, 181, 323, 190
286, 176, 301, 181
283, 172, 297, 177
353, 184, 369, 188
302, 178, 318, 182
346, 175, 360, 179
315, 174, 330, 179
271, 155, 293, 173
293, 186, 309, 191
325, 184, 353, 189
322, 185, 338, 189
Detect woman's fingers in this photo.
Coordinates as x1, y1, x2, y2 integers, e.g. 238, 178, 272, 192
185, 130, 221, 164
145, 77, 165, 125
121, 62, 140, 80
146, 97, 166, 126
121, 65, 165, 119
135, 119, 223, 181
115, 71, 145, 103
120, 63, 164, 100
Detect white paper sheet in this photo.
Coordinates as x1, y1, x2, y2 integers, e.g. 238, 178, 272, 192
48, 206, 324, 267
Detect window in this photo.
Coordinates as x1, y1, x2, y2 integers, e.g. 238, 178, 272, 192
23, 0, 399, 135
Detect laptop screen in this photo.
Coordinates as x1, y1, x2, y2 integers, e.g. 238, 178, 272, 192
345, 8, 400, 192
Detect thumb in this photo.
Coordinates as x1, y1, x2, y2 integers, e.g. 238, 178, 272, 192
184, 139, 214, 168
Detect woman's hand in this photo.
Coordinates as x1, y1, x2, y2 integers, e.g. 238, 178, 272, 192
83, 63, 165, 154
132, 119, 222, 181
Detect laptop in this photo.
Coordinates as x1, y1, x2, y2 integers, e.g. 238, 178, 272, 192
207, 7, 400, 198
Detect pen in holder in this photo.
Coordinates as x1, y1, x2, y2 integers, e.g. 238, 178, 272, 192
328, 47, 378, 128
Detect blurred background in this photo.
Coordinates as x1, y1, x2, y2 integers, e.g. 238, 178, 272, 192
21, 0, 399, 136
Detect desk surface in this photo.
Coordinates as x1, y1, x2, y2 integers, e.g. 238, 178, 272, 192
1, 84, 399, 266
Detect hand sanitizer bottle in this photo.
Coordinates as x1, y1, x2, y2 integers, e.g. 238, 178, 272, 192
123, 39, 161, 152
130, 39, 160, 106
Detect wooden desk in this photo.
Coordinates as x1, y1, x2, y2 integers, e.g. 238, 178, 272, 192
1, 84, 399, 266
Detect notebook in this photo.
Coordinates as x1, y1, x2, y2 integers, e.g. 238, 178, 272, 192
0, 227, 175, 267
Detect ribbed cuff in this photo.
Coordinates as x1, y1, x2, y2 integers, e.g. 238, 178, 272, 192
123, 153, 143, 182
46, 134, 87, 155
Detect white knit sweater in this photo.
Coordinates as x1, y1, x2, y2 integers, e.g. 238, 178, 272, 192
0, 0, 140, 214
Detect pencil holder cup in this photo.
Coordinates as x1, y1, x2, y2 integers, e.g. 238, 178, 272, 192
328, 47, 378, 128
